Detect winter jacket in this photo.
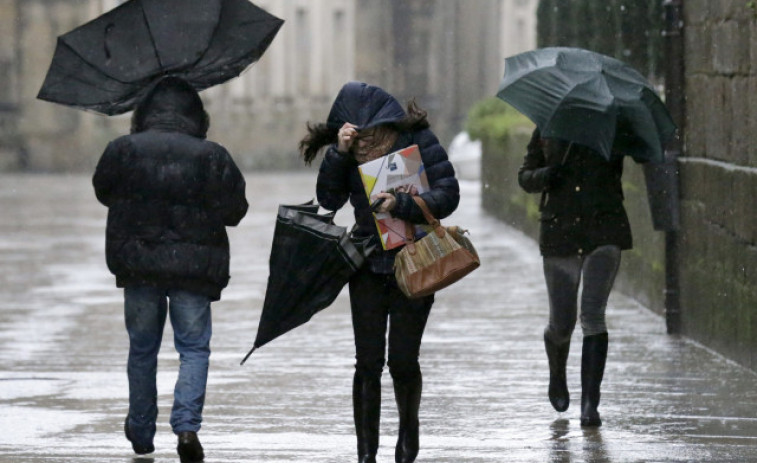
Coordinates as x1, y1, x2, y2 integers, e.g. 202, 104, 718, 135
93, 77, 248, 300
518, 128, 632, 257
316, 82, 459, 273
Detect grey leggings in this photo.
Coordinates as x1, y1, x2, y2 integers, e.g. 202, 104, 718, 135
542, 245, 621, 343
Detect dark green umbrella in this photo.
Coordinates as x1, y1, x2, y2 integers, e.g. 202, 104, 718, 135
497, 47, 676, 163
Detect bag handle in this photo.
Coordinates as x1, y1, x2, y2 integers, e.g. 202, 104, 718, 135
402, 196, 445, 254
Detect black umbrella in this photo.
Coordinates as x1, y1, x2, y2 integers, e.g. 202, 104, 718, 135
497, 47, 676, 163
240, 203, 373, 365
37, 0, 283, 115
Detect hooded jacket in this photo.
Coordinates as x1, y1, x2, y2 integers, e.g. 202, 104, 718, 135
316, 81, 460, 273
93, 77, 248, 300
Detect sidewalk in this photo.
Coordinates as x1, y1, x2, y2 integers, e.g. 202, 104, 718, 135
0, 172, 755, 463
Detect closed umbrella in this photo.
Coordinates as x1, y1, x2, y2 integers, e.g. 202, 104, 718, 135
240, 203, 373, 364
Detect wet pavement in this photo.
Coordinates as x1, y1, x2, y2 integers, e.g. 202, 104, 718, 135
0, 172, 756, 463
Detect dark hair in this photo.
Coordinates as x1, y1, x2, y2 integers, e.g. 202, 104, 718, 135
299, 99, 430, 165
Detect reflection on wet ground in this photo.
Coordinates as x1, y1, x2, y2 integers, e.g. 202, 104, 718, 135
0, 173, 755, 462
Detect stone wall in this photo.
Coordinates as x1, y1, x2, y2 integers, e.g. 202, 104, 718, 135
677, 0, 757, 370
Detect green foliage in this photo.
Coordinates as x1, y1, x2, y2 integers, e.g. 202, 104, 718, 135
748, 1, 757, 19
465, 98, 533, 143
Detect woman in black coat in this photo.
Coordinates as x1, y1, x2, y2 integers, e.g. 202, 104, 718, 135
518, 127, 631, 427
300, 82, 459, 463
93, 76, 247, 462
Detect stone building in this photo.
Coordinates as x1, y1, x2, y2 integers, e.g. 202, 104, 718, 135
1, 0, 537, 171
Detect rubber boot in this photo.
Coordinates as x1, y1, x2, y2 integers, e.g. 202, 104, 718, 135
580, 333, 608, 427
353, 372, 381, 463
393, 374, 422, 463
544, 329, 571, 412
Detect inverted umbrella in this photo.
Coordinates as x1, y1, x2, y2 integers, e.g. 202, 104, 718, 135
240, 203, 373, 364
37, 0, 283, 115
497, 47, 676, 163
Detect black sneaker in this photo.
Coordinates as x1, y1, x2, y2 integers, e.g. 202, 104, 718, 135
124, 416, 155, 455
177, 431, 205, 463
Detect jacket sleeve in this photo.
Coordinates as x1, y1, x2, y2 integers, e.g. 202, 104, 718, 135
316, 145, 353, 212
392, 128, 460, 223
216, 148, 248, 227
518, 128, 552, 193
92, 139, 125, 207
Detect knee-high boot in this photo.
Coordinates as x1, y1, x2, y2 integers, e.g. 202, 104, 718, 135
544, 329, 571, 412
353, 372, 381, 463
393, 374, 422, 463
580, 333, 608, 427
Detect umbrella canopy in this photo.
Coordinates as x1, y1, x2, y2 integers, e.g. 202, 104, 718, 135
497, 47, 676, 163
241, 202, 373, 364
37, 0, 283, 115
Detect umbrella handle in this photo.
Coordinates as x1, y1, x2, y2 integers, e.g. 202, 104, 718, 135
240, 346, 257, 365
561, 142, 574, 165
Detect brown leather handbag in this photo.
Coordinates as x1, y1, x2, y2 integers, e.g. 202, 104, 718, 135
394, 196, 480, 298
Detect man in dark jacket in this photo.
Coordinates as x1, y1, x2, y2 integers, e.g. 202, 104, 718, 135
93, 76, 248, 462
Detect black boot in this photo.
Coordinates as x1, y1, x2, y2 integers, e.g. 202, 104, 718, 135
177, 431, 204, 463
393, 374, 422, 463
124, 415, 155, 455
544, 330, 571, 412
580, 333, 608, 427
353, 372, 381, 463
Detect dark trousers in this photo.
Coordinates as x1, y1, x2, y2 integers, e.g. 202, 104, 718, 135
348, 267, 433, 382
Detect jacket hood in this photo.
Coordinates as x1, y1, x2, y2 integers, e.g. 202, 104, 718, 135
131, 76, 208, 138
326, 81, 406, 131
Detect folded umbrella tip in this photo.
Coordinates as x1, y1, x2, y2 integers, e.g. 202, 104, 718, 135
240, 346, 257, 365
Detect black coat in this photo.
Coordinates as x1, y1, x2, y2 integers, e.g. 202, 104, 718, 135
316, 82, 459, 273
518, 128, 632, 257
93, 77, 248, 300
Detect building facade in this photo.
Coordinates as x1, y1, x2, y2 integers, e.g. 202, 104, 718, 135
1, 0, 537, 171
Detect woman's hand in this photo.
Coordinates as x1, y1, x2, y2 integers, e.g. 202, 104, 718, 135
373, 191, 396, 213
337, 122, 358, 154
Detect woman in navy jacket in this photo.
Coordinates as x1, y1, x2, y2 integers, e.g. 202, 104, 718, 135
300, 82, 459, 463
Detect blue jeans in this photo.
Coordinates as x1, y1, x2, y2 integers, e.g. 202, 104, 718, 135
542, 245, 621, 342
124, 286, 212, 448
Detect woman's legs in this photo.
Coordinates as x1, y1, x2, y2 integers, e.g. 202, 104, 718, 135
542, 256, 582, 412
349, 269, 389, 463
578, 245, 620, 427
348, 268, 432, 463
387, 287, 433, 463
